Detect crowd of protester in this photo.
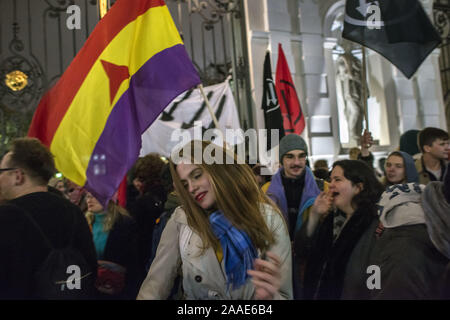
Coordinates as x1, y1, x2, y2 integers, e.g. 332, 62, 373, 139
0, 126, 449, 300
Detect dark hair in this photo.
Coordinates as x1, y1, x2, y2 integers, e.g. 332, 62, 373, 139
332, 160, 384, 210
399, 129, 420, 156
134, 153, 165, 193
387, 151, 404, 161
160, 163, 174, 194
251, 164, 271, 184
8, 138, 56, 185
314, 159, 329, 171
418, 127, 449, 153
378, 157, 386, 175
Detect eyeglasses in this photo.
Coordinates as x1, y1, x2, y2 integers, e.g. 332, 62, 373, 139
0, 167, 17, 172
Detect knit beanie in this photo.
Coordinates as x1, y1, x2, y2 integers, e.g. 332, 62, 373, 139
279, 134, 308, 162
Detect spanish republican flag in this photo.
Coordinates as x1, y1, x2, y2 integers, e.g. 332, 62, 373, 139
28, 0, 201, 205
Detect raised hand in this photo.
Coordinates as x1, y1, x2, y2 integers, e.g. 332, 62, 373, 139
360, 129, 373, 148
312, 191, 334, 218
247, 252, 282, 300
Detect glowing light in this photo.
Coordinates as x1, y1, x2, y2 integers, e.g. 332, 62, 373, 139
99, 0, 109, 19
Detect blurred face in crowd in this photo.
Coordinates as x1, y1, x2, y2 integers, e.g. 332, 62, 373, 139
282, 150, 307, 179
349, 148, 360, 160
424, 138, 449, 160
385, 155, 406, 185
0, 152, 19, 201
55, 181, 65, 193
85, 192, 104, 213
329, 165, 362, 215
66, 181, 84, 204
177, 162, 216, 211
255, 174, 265, 188
133, 177, 145, 195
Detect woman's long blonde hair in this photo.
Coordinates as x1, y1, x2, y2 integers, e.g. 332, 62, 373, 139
170, 140, 282, 253
85, 201, 129, 232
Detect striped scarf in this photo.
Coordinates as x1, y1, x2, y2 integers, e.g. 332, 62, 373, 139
209, 211, 258, 290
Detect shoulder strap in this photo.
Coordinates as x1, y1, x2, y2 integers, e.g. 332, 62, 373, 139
11, 204, 54, 250
9, 202, 79, 250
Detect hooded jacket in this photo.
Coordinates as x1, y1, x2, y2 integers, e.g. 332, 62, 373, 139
382, 151, 419, 187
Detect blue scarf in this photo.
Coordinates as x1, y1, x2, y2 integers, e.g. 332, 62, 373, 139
209, 211, 258, 290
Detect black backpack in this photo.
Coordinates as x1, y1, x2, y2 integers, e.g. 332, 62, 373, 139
24, 210, 95, 300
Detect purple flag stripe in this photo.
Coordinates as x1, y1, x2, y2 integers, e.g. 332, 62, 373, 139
84, 44, 200, 205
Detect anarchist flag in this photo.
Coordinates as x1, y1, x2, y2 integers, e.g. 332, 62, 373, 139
262, 51, 285, 150
342, 0, 441, 79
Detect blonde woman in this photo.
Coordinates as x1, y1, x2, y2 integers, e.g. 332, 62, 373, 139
137, 140, 292, 300
85, 193, 139, 299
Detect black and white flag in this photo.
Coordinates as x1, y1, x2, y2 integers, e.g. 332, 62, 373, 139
343, 0, 441, 79
140, 80, 242, 157
262, 51, 285, 150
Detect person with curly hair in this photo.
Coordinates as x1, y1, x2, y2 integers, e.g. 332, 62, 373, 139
295, 160, 384, 299
127, 153, 167, 284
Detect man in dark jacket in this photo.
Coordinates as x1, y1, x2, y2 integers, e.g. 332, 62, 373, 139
415, 127, 449, 184
262, 134, 326, 299
0, 138, 97, 299
127, 154, 166, 283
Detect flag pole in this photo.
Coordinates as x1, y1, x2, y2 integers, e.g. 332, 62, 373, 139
361, 46, 369, 131
198, 83, 232, 150
198, 84, 221, 130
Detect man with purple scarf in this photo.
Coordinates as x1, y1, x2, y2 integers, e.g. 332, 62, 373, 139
262, 134, 327, 299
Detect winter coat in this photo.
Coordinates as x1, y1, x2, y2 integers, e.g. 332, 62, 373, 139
415, 156, 448, 185
137, 203, 293, 300
88, 214, 140, 300
128, 190, 165, 280
263, 166, 326, 299
296, 205, 378, 300
0, 192, 97, 299
264, 166, 325, 235
422, 177, 450, 299
343, 183, 448, 300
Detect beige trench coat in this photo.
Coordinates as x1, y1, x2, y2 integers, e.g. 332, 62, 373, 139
137, 203, 293, 300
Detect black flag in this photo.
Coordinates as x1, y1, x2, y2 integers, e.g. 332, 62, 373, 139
342, 0, 441, 79
262, 51, 285, 150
